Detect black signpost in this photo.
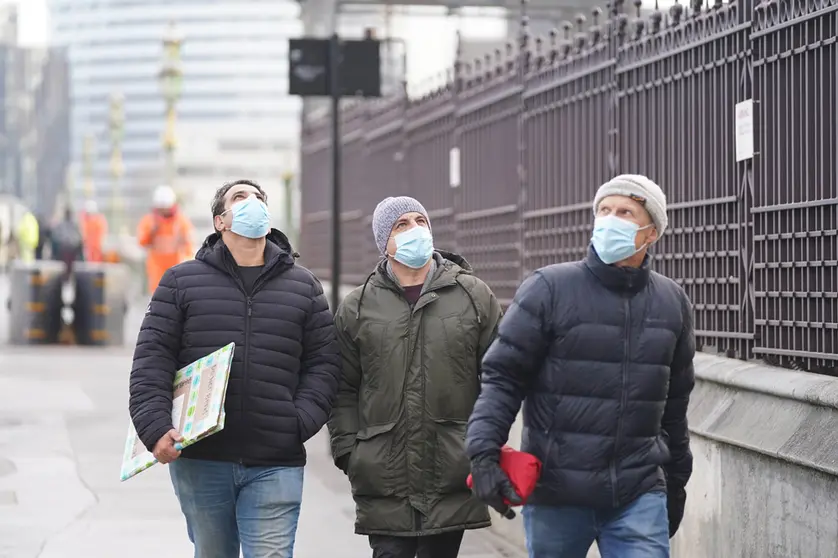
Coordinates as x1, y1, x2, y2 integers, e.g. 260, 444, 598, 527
289, 33, 382, 313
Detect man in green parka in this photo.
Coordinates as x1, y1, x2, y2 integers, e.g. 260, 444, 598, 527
329, 196, 503, 558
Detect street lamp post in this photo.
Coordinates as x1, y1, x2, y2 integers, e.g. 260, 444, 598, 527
108, 92, 126, 234
82, 133, 95, 204
281, 171, 295, 248
158, 21, 183, 196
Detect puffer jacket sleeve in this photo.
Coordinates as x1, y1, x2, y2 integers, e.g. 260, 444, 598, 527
327, 299, 361, 463
129, 268, 183, 451
662, 290, 697, 490
467, 271, 554, 459
294, 276, 341, 442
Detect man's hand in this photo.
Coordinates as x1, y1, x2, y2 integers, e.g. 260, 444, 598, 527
469, 452, 523, 519
667, 484, 687, 537
153, 429, 183, 464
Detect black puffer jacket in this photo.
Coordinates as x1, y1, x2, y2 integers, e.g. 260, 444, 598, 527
129, 230, 340, 467
466, 246, 695, 509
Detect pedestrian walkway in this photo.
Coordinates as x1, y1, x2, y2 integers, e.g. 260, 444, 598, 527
0, 324, 522, 557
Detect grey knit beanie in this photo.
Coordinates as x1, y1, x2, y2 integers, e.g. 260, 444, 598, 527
593, 174, 668, 237
372, 196, 431, 254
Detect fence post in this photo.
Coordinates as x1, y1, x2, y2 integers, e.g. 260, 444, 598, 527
608, 0, 627, 177
516, 0, 530, 284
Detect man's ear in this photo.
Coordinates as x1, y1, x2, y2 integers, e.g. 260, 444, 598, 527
213, 215, 223, 233
647, 226, 659, 244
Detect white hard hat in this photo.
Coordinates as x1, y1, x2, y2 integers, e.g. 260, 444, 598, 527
85, 199, 98, 214
153, 185, 177, 209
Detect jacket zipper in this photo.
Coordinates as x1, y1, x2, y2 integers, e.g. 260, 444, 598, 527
402, 287, 437, 514
235, 275, 262, 464
611, 296, 631, 507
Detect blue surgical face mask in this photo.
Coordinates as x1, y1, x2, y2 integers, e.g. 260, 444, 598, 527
591, 215, 652, 265
225, 194, 271, 239
390, 225, 434, 269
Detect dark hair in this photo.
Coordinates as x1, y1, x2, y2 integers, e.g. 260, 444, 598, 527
211, 179, 268, 219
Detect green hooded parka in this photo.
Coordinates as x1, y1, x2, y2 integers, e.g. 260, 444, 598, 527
329, 251, 502, 537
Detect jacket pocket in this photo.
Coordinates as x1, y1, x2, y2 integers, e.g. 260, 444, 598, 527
348, 421, 399, 497
652, 434, 672, 466
438, 314, 479, 385
433, 418, 471, 494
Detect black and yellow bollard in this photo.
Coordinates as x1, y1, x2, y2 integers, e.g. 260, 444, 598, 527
73, 267, 109, 346
8, 260, 64, 345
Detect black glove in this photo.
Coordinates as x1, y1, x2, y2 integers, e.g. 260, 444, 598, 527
469, 452, 523, 519
335, 453, 351, 475
667, 484, 687, 538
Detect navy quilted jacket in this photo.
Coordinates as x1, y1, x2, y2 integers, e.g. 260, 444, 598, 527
466, 245, 696, 508
129, 230, 340, 467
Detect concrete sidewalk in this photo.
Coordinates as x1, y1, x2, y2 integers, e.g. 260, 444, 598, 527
0, 343, 521, 558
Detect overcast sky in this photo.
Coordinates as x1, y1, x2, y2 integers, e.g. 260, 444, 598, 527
6, 0, 48, 46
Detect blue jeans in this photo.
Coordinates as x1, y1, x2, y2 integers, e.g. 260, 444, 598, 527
169, 458, 304, 558
523, 491, 670, 558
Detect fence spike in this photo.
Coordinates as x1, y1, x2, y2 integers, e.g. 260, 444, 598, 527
650, 6, 664, 32
670, 0, 684, 25
548, 29, 559, 63
616, 12, 630, 36
560, 21, 574, 58
574, 14, 588, 51
590, 7, 603, 43
505, 42, 515, 72
633, 13, 646, 37
691, 0, 703, 15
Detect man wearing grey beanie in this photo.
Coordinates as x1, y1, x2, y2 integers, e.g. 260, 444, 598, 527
468, 175, 696, 557
329, 196, 503, 558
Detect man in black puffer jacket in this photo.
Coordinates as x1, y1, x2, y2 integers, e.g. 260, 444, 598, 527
129, 179, 340, 558
466, 175, 695, 558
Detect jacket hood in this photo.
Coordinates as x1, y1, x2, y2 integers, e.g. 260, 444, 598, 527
370, 249, 473, 287
435, 249, 473, 274
196, 228, 297, 272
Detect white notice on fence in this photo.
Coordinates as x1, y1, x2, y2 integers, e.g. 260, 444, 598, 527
735, 100, 754, 162
449, 147, 461, 188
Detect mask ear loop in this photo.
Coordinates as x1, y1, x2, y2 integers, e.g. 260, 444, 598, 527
216, 208, 232, 234
634, 223, 656, 254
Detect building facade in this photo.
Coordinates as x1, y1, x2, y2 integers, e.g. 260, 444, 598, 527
48, 0, 303, 220
0, 5, 70, 219
19, 48, 71, 218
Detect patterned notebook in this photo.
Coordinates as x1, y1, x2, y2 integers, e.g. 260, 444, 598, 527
120, 342, 235, 481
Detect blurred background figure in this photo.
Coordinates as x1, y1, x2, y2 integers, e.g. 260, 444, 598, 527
80, 199, 108, 262
35, 212, 51, 261
136, 184, 193, 294
15, 208, 39, 263
49, 206, 85, 277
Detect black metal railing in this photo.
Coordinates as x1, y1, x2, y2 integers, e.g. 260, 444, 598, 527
300, 0, 838, 373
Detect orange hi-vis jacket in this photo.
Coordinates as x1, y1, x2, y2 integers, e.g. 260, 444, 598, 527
80, 212, 108, 262
137, 209, 194, 293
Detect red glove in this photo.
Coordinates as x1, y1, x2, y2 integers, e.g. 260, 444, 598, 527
467, 445, 542, 506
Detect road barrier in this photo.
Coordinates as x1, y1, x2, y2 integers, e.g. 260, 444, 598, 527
7, 260, 64, 344
5, 260, 129, 347
73, 262, 129, 346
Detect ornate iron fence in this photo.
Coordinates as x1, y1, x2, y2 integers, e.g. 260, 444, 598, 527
299, 0, 838, 373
